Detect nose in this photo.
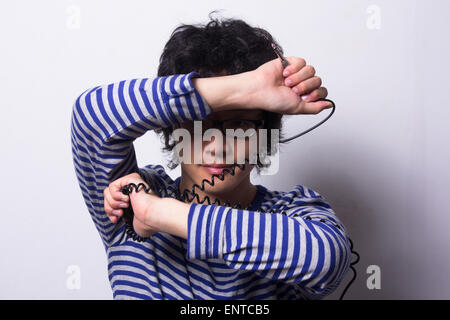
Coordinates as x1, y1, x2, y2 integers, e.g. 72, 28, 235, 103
203, 134, 234, 164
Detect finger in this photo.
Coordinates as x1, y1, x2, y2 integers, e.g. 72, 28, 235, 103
105, 202, 123, 219
109, 215, 118, 223
291, 76, 322, 96
301, 87, 328, 102
107, 210, 121, 223
104, 190, 125, 216
285, 66, 317, 88
113, 187, 129, 202
105, 187, 128, 210
300, 100, 334, 115
109, 178, 131, 202
107, 206, 123, 217
283, 57, 306, 77
104, 187, 112, 212
109, 181, 130, 202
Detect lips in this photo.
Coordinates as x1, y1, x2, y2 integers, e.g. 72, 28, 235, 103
201, 164, 233, 175
203, 164, 233, 168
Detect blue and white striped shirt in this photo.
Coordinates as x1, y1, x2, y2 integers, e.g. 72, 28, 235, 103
70, 71, 351, 300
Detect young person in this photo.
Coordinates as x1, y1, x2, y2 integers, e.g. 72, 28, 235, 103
71, 15, 351, 300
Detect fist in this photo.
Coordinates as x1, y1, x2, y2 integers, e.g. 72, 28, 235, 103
103, 172, 160, 238
250, 56, 332, 115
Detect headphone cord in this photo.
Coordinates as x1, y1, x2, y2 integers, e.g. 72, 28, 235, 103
279, 98, 336, 143
339, 238, 360, 300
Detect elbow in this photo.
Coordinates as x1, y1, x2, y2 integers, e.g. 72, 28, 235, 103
291, 234, 353, 298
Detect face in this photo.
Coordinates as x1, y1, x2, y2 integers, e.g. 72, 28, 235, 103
176, 109, 265, 194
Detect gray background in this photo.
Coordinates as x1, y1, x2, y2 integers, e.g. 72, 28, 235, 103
1, 0, 449, 299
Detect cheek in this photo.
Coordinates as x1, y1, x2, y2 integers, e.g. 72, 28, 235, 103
181, 163, 200, 179
235, 137, 260, 164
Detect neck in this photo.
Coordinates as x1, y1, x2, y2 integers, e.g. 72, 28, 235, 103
178, 175, 257, 209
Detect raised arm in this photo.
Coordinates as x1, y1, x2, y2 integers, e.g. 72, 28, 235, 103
71, 55, 332, 250
70, 72, 214, 248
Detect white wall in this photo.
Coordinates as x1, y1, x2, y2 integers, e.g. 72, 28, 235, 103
1, 0, 449, 299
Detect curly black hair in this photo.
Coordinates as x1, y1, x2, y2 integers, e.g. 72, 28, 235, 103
155, 11, 286, 172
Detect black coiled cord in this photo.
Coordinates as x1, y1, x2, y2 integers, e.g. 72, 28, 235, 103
176, 161, 253, 209
119, 161, 359, 300
120, 182, 157, 242
120, 158, 253, 242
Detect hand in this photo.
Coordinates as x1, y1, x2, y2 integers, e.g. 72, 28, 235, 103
247, 56, 332, 115
103, 172, 161, 238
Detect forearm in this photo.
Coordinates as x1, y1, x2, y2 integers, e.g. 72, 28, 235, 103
192, 70, 255, 112
153, 198, 190, 239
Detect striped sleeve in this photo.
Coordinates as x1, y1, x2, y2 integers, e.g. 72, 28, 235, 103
70, 72, 211, 248
185, 187, 352, 298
